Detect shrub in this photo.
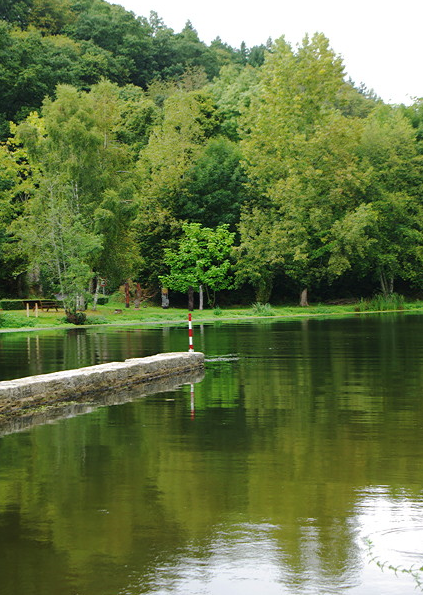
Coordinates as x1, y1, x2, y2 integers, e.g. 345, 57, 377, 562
369, 293, 405, 311
108, 290, 124, 304
86, 315, 108, 325
65, 311, 87, 325
96, 296, 109, 305
0, 299, 26, 310
354, 298, 368, 312
252, 302, 275, 316
355, 293, 405, 312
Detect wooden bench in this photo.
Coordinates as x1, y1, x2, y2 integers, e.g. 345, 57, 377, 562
40, 300, 61, 312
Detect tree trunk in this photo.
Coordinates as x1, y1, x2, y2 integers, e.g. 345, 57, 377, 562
379, 271, 394, 295
300, 288, 309, 307
76, 294, 85, 310
255, 278, 273, 304
28, 264, 43, 297
134, 283, 142, 309
92, 276, 101, 311
380, 271, 387, 295
124, 281, 130, 308
188, 286, 194, 311
199, 285, 203, 310
161, 287, 169, 309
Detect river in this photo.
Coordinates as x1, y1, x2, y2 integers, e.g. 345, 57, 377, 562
0, 314, 422, 594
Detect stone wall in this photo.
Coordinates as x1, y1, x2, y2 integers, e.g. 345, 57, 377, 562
0, 352, 204, 417
0, 366, 205, 435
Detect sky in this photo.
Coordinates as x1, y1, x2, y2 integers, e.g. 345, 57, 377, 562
114, 0, 423, 105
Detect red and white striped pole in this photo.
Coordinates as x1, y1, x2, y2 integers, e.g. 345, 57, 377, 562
188, 313, 194, 352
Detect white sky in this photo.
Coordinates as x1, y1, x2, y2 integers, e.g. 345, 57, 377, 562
114, 0, 423, 105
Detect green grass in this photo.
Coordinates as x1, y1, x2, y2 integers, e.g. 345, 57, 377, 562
0, 296, 422, 331
0, 312, 39, 328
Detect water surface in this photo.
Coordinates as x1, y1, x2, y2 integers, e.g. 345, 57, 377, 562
1, 314, 423, 594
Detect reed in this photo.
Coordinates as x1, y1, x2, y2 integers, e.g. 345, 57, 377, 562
355, 293, 405, 312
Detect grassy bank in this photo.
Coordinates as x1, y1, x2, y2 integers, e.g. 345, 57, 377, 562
1, 297, 423, 332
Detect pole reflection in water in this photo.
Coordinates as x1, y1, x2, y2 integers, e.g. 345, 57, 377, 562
190, 382, 195, 420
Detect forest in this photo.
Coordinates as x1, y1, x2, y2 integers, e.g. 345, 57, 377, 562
1, 0, 423, 311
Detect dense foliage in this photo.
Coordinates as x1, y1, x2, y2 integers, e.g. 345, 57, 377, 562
1, 0, 423, 306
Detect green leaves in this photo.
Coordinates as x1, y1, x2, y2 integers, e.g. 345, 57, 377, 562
2, 3, 423, 304
7, 79, 140, 304
239, 36, 368, 298
160, 223, 235, 302
236, 207, 282, 302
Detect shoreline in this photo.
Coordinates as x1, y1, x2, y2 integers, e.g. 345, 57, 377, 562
0, 306, 422, 334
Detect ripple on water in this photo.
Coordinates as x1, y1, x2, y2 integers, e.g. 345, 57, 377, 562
367, 526, 423, 566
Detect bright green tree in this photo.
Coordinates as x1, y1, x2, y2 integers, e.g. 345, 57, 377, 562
0, 142, 33, 293
10, 184, 102, 315
28, 0, 76, 34
160, 223, 235, 309
241, 33, 346, 194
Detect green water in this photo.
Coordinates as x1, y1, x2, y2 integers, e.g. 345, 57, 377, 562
1, 315, 423, 594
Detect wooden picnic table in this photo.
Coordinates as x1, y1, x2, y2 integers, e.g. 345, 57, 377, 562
22, 299, 62, 312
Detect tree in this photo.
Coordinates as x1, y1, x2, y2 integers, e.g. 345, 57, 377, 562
93, 187, 141, 290
175, 137, 253, 230
172, 21, 219, 80
209, 37, 242, 70
136, 89, 214, 210
359, 105, 423, 199
10, 185, 102, 316
236, 207, 282, 303
134, 88, 221, 282
28, 0, 76, 34
239, 35, 370, 304
0, 142, 33, 294
0, 23, 130, 138
329, 107, 423, 295
247, 44, 267, 67
9, 81, 139, 312
211, 64, 260, 141
160, 223, 235, 309
400, 98, 423, 147
0, 0, 33, 28
241, 34, 346, 193
132, 202, 181, 289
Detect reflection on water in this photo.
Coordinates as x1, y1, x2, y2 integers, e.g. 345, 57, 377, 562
0, 325, 192, 381
1, 314, 423, 594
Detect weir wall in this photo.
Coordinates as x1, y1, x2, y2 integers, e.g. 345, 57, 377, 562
0, 352, 204, 417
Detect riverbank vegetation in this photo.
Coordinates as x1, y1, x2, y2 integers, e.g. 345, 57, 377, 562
0, 298, 423, 331
1, 0, 423, 312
